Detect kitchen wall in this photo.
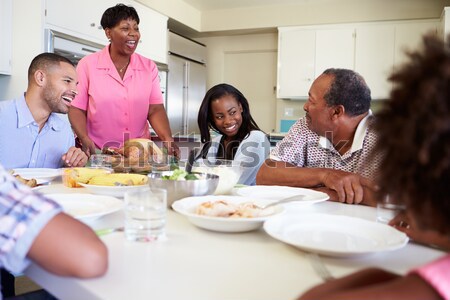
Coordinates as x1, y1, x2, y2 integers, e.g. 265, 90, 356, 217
0, 0, 44, 100
139, 0, 448, 33
146, 0, 447, 133
2, 0, 448, 132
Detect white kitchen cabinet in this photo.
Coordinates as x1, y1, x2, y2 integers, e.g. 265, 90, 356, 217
277, 27, 355, 99
45, 0, 113, 44
0, 0, 12, 75
354, 24, 395, 100
277, 28, 315, 99
130, 1, 168, 64
315, 28, 355, 75
439, 7, 450, 40
394, 21, 438, 68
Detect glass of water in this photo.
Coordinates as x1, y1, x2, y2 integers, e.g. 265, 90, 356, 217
376, 195, 405, 224
124, 187, 167, 242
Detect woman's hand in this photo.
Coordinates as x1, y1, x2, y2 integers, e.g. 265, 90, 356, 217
163, 141, 180, 160
78, 136, 97, 157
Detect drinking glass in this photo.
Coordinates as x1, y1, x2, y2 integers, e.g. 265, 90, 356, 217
90, 154, 112, 168
124, 188, 167, 242
376, 195, 405, 224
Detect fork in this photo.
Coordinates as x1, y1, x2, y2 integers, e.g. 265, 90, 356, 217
258, 195, 305, 209
306, 253, 334, 282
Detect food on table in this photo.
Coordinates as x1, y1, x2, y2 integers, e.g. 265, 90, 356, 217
87, 173, 148, 186
104, 138, 164, 164
162, 169, 199, 181
13, 174, 38, 188
196, 200, 274, 218
63, 168, 110, 188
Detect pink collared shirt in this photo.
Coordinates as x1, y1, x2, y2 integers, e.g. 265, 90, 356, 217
72, 46, 163, 149
411, 254, 450, 300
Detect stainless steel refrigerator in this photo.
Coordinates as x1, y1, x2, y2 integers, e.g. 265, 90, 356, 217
166, 31, 206, 136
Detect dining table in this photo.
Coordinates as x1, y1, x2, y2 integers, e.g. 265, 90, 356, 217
24, 179, 446, 300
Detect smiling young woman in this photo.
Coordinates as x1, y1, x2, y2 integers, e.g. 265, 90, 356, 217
197, 83, 270, 185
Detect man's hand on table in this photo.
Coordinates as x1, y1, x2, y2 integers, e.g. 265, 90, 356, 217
62, 146, 88, 167
319, 170, 378, 206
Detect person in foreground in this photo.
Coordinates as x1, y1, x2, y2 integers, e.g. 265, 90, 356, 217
256, 68, 378, 205
0, 53, 87, 169
300, 34, 450, 300
197, 83, 270, 185
0, 164, 108, 298
69, 3, 177, 157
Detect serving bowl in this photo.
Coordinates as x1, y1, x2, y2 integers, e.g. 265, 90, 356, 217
191, 159, 243, 195
148, 171, 219, 207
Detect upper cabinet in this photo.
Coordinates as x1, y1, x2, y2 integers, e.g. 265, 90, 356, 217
354, 24, 395, 100
277, 20, 439, 100
45, 0, 111, 45
277, 28, 315, 98
130, 1, 168, 64
0, 0, 12, 75
44, 0, 168, 63
277, 26, 354, 99
394, 21, 440, 67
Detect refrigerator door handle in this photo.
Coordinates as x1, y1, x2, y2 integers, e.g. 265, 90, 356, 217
182, 61, 190, 135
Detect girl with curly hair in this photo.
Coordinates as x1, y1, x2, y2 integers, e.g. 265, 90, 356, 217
300, 33, 450, 300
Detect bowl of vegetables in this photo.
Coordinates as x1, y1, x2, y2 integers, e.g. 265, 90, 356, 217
148, 169, 219, 207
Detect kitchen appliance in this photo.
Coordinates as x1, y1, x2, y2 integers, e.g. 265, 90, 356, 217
167, 31, 206, 136
45, 29, 104, 65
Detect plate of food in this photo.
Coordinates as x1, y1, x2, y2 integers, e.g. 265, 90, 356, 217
172, 195, 284, 233
235, 185, 329, 205
77, 173, 149, 197
263, 213, 409, 257
12, 168, 61, 182
45, 193, 124, 222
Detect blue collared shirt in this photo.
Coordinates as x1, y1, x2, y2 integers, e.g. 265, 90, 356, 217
0, 95, 75, 169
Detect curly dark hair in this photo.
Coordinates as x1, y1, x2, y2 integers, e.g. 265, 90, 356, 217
374, 34, 450, 234
322, 68, 371, 116
100, 3, 140, 29
197, 83, 263, 160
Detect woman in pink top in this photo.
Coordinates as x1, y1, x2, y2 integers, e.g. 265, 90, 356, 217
300, 34, 450, 300
69, 4, 175, 156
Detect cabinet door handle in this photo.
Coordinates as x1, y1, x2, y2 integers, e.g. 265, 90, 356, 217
90, 23, 95, 27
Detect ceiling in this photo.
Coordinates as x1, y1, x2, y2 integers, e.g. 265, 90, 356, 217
181, 0, 316, 11
170, 0, 320, 37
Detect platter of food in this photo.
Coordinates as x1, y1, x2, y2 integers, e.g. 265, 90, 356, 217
12, 168, 61, 182
172, 195, 284, 233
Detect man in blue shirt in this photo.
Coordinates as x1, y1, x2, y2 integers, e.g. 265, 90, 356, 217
0, 53, 87, 169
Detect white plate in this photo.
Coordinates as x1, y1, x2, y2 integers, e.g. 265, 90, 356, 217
264, 213, 409, 257
78, 183, 148, 198
235, 185, 329, 205
45, 193, 123, 222
13, 168, 61, 182
172, 195, 284, 233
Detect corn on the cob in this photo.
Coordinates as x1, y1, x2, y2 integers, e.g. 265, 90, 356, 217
63, 168, 110, 187
88, 173, 148, 186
